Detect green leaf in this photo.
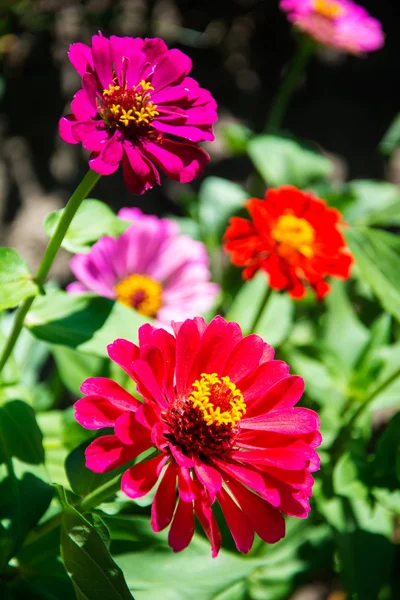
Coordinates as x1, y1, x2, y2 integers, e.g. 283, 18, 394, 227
380, 112, 400, 155
345, 227, 400, 323
221, 123, 253, 155
59, 490, 133, 600
343, 180, 400, 226
36, 411, 70, 487
27, 289, 149, 357
199, 177, 248, 245
371, 412, 400, 488
44, 200, 128, 254
0, 248, 39, 310
247, 135, 333, 188
52, 345, 105, 396
0, 399, 44, 465
226, 273, 293, 346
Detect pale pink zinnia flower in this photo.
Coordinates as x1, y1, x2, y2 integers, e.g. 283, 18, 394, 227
67, 209, 219, 327
74, 316, 321, 556
280, 0, 384, 54
59, 34, 217, 194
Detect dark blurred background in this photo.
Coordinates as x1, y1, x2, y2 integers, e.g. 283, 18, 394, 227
0, 0, 399, 281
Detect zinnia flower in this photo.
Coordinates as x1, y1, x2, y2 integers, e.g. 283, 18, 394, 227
224, 185, 353, 299
67, 208, 219, 327
59, 34, 217, 194
74, 316, 321, 556
280, 0, 384, 54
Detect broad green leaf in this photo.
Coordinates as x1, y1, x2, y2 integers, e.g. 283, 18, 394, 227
44, 200, 128, 254
247, 135, 333, 188
27, 289, 149, 357
343, 180, 400, 226
0, 399, 44, 465
52, 345, 104, 396
226, 273, 293, 346
36, 411, 70, 487
345, 227, 400, 323
199, 177, 248, 245
371, 412, 400, 488
0, 247, 39, 310
59, 490, 133, 600
380, 112, 400, 155
322, 280, 369, 373
221, 122, 253, 155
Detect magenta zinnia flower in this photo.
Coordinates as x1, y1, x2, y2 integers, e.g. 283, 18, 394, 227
75, 316, 321, 556
67, 208, 219, 327
59, 34, 217, 194
280, 0, 384, 54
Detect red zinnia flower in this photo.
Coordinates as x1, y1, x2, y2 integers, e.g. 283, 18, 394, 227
224, 185, 353, 299
75, 316, 321, 556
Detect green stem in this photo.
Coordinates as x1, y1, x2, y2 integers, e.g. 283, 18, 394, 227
0, 169, 101, 375
265, 35, 315, 134
249, 286, 273, 334
330, 366, 400, 462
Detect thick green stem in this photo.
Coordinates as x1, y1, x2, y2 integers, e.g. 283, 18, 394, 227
0, 169, 101, 375
265, 35, 315, 134
330, 366, 400, 462
249, 286, 273, 334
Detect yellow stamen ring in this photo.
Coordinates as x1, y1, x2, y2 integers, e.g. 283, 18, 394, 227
189, 373, 246, 427
314, 0, 345, 19
271, 213, 316, 258
115, 274, 162, 317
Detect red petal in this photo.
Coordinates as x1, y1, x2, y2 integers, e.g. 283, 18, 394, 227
217, 488, 254, 553
168, 498, 195, 553
121, 454, 168, 499
151, 462, 177, 532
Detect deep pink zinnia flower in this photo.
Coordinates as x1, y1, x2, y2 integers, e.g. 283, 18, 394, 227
74, 316, 321, 556
67, 208, 219, 328
280, 0, 384, 54
59, 34, 217, 194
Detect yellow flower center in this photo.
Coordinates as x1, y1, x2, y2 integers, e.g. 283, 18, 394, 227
271, 213, 316, 258
115, 274, 162, 317
313, 0, 345, 19
189, 373, 246, 427
100, 79, 159, 130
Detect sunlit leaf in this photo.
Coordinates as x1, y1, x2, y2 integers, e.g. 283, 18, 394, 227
0, 247, 39, 310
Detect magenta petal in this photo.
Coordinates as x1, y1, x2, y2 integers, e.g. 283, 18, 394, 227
68, 42, 93, 75
151, 462, 177, 532
227, 479, 286, 544
240, 361, 291, 404
143, 139, 209, 183
174, 318, 202, 395
122, 144, 160, 195
240, 408, 320, 434
194, 484, 222, 558
59, 115, 78, 144
223, 334, 266, 382
170, 445, 194, 468
194, 460, 222, 502
152, 120, 215, 143
121, 454, 168, 499
89, 151, 119, 176
71, 88, 97, 120
114, 412, 152, 448
107, 339, 140, 379
217, 488, 254, 554
91, 34, 113, 88
151, 49, 192, 91
85, 435, 137, 473
74, 396, 124, 430
177, 467, 197, 502
80, 377, 141, 412
168, 498, 195, 553
214, 459, 280, 507
72, 121, 108, 152
130, 359, 168, 408
102, 133, 123, 165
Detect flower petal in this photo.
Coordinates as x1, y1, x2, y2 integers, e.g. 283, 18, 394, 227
151, 462, 177, 532
121, 454, 168, 499
68, 42, 93, 75
107, 339, 140, 378
151, 49, 192, 91
85, 435, 138, 473
240, 408, 320, 434
168, 498, 195, 553
142, 139, 209, 184
80, 377, 141, 412
217, 488, 254, 554
194, 460, 222, 502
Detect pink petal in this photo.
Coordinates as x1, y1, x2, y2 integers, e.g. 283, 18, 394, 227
68, 42, 93, 75
227, 479, 286, 544
217, 488, 254, 554
135, 402, 161, 430
170, 445, 195, 468
107, 339, 140, 379
151, 49, 192, 91
80, 377, 141, 412
85, 435, 138, 473
152, 120, 215, 143
74, 396, 123, 430
102, 133, 124, 165
194, 460, 222, 502
71, 88, 97, 120
168, 498, 195, 553
174, 318, 202, 395
114, 412, 152, 447
89, 151, 119, 176
151, 462, 177, 532
246, 375, 305, 417
195, 316, 243, 378
223, 334, 266, 382
240, 408, 320, 434
239, 361, 291, 404
121, 454, 168, 499
91, 34, 113, 89
142, 139, 209, 184
230, 441, 314, 471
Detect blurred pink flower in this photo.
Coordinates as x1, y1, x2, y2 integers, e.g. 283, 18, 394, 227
280, 0, 384, 54
67, 209, 219, 327
59, 34, 217, 194
75, 316, 321, 556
